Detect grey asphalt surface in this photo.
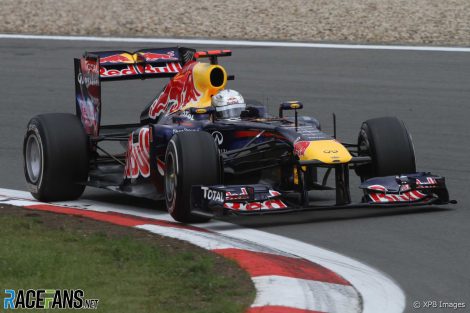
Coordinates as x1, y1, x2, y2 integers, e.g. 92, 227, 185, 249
1, 39, 469, 312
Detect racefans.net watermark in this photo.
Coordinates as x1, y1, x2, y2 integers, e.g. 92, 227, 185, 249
3, 289, 99, 310
412, 300, 466, 310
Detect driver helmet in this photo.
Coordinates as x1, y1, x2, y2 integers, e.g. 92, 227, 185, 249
212, 89, 246, 119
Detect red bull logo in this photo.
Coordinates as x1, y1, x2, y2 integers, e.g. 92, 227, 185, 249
100, 51, 178, 64
99, 54, 134, 64
148, 61, 202, 119
100, 63, 182, 78
368, 190, 426, 203
124, 128, 150, 179
224, 199, 288, 211
140, 51, 178, 61
100, 65, 139, 77
294, 141, 311, 157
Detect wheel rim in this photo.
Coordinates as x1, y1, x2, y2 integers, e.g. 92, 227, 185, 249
165, 152, 177, 211
25, 134, 42, 184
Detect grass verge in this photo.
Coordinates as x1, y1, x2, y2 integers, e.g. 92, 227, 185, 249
0, 205, 255, 313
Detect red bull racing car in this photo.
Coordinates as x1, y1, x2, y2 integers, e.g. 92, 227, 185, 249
23, 47, 455, 222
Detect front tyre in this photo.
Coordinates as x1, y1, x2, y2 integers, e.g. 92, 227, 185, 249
23, 113, 89, 201
356, 116, 416, 180
165, 131, 221, 223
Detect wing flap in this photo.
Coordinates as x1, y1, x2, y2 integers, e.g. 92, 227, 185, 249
85, 47, 195, 81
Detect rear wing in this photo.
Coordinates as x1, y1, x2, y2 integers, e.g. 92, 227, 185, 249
74, 47, 232, 136
86, 47, 196, 82
74, 47, 190, 137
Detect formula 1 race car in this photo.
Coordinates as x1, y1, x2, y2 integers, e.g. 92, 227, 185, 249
23, 47, 455, 222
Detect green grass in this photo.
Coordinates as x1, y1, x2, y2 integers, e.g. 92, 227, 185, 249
0, 211, 254, 312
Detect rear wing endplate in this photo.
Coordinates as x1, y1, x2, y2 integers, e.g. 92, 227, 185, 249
74, 55, 101, 136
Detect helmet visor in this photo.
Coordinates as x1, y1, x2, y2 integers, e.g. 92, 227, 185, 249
215, 103, 246, 119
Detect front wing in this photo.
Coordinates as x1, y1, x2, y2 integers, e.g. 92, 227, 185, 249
190, 172, 455, 218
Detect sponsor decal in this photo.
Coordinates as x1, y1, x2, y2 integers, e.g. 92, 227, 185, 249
156, 158, 165, 176
99, 63, 181, 78
224, 189, 280, 202
179, 111, 194, 120
149, 99, 167, 119
368, 190, 426, 203
77, 96, 98, 136
293, 141, 311, 157
172, 128, 200, 134
140, 51, 178, 61
77, 57, 100, 136
201, 186, 224, 202
3, 289, 99, 310
100, 51, 178, 65
226, 188, 249, 201
78, 58, 99, 88
367, 184, 387, 192
77, 72, 99, 87
100, 65, 138, 77
224, 199, 288, 211
124, 128, 150, 179
366, 184, 427, 202
416, 177, 438, 186
100, 54, 133, 64
148, 62, 202, 119
212, 131, 224, 145
400, 184, 411, 192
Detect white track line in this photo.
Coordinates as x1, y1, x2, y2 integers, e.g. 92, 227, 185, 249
0, 188, 405, 313
1, 33, 470, 52
252, 276, 360, 312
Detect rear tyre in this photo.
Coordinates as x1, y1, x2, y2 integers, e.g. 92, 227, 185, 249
356, 116, 416, 180
23, 113, 89, 201
164, 131, 221, 223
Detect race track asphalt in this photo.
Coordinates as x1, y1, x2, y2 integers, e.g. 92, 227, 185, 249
1, 38, 469, 312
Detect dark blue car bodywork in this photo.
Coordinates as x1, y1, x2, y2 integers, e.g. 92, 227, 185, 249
74, 47, 454, 219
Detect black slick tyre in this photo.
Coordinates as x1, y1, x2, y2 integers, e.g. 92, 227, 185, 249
164, 131, 221, 223
356, 116, 416, 180
23, 113, 89, 201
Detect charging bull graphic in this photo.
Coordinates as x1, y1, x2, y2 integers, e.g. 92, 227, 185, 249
125, 127, 150, 179
148, 61, 227, 120
99, 51, 177, 64
149, 62, 201, 119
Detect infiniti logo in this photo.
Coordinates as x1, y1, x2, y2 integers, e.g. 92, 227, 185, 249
212, 131, 224, 145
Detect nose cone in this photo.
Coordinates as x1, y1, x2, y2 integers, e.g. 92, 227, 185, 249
294, 140, 352, 164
